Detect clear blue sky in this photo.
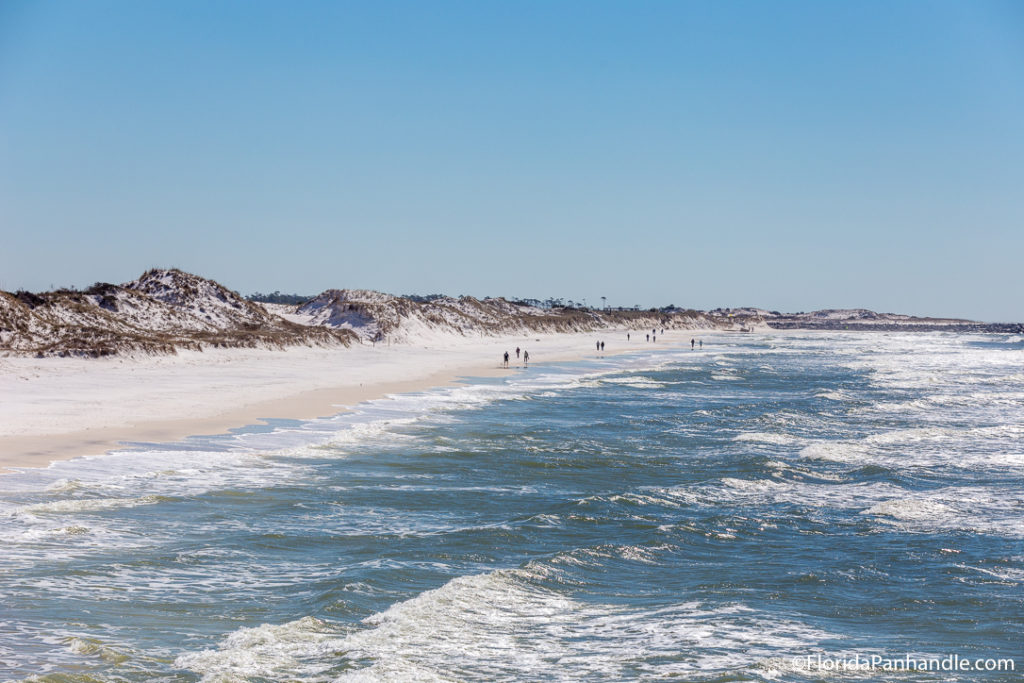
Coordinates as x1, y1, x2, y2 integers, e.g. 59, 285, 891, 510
2, 1, 1022, 320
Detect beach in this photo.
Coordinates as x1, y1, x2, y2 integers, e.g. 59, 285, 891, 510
0, 329, 646, 472
2, 331, 1021, 680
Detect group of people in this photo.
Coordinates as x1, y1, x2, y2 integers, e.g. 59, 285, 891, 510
502, 346, 528, 368
643, 329, 660, 342
626, 329, 668, 341
503, 332, 704, 369
635, 329, 703, 348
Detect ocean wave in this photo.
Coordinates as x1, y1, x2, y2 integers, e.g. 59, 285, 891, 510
860, 487, 1024, 536
44, 478, 86, 493
955, 564, 1024, 584
66, 636, 130, 665
710, 373, 740, 381
176, 567, 835, 681
174, 615, 346, 681
814, 389, 850, 401
16, 494, 173, 516
549, 543, 668, 568
596, 376, 667, 389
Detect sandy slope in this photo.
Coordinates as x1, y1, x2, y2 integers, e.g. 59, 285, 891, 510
0, 328, 654, 472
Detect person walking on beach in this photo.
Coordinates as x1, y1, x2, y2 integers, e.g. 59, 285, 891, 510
523, 350, 529, 365
646, 333, 650, 342
627, 332, 630, 341
516, 347, 520, 359
503, 351, 509, 368
691, 338, 695, 349
596, 341, 601, 351
699, 339, 703, 349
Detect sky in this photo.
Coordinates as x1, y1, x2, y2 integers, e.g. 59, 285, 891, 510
1, 1, 1022, 321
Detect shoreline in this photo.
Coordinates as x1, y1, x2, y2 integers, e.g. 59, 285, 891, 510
0, 330, 658, 474
0, 365, 495, 474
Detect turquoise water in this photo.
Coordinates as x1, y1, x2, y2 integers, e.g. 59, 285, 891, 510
2, 332, 1022, 681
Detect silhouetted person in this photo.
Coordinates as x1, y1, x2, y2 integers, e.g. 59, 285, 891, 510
699, 339, 703, 349
516, 347, 520, 358
523, 350, 529, 365
691, 338, 695, 349
503, 351, 509, 368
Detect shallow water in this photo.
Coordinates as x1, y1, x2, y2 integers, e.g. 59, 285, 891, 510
2, 332, 1022, 681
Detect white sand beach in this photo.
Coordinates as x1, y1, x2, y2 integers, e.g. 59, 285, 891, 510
0, 329, 652, 473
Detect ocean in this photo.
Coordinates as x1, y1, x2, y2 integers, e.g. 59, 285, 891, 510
2, 332, 1022, 681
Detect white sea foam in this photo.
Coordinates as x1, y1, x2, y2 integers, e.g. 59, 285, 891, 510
814, 389, 849, 401
549, 544, 667, 567
174, 616, 347, 680
859, 486, 1024, 536
698, 478, 910, 515
795, 421, 1024, 470
176, 567, 836, 681
733, 432, 801, 446
798, 441, 871, 463
862, 498, 956, 521
597, 376, 667, 389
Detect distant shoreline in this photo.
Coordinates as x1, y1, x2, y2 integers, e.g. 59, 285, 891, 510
3, 326, 1021, 475
7, 268, 1019, 361
2, 266, 1020, 475
764, 320, 1024, 333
